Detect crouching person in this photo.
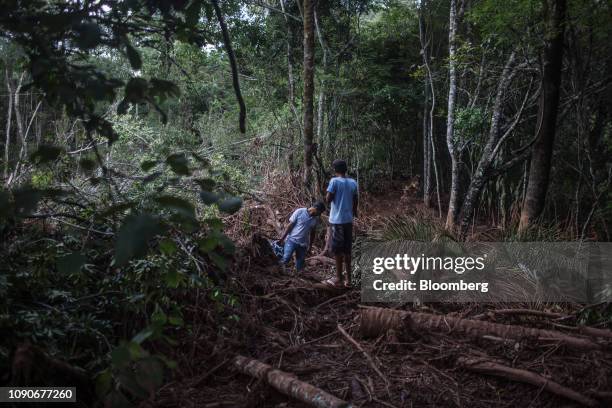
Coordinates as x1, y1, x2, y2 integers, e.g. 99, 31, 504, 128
278, 202, 326, 272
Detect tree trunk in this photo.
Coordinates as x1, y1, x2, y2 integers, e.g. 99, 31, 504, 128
280, 0, 301, 169
359, 307, 602, 350
212, 0, 246, 134
518, 0, 566, 232
422, 85, 432, 206
233, 355, 348, 408
314, 11, 327, 146
302, 0, 315, 187
418, 9, 442, 217
4, 69, 13, 180
445, 0, 461, 230
458, 52, 519, 235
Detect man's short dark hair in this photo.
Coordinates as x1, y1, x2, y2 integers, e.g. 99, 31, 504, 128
332, 159, 347, 174
313, 201, 326, 214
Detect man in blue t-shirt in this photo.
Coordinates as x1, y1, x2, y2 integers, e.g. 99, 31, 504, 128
324, 159, 358, 287
278, 201, 326, 272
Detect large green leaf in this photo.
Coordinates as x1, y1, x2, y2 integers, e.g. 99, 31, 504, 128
165, 153, 190, 176
199, 191, 219, 205
114, 214, 163, 266
135, 357, 164, 394
13, 188, 41, 216
57, 252, 86, 275
154, 195, 195, 219
30, 145, 63, 164
125, 42, 142, 70
218, 196, 242, 214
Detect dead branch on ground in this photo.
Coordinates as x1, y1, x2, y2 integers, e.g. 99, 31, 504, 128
233, 355, 350, 408
457, 356, 598, 407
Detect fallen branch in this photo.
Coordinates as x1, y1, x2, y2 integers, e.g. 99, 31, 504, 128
359, 307, 602, 350
473, 308, 566, 320
233, 355, 350, 408
337, 324, 389, 388
457, 356, 598, 407
551, 322, 612, 340
306, 255, 335, 265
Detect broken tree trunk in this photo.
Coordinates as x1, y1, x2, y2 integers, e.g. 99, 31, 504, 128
233, 355, 350, 408
359, 307, 602, 350
457, 357, 597, 407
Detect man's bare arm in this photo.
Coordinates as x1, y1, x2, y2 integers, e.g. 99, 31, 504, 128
308, 229, 316, 253
353, 194, 359, 218
326, 191, 334, 204
280, 222, 295, 241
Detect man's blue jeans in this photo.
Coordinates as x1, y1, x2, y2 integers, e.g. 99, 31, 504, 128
281, 240, 306, 271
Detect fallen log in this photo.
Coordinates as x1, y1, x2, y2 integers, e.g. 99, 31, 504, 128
306, 255, 335, 265
457, 357, 598, 407
233, 355, 351, 408
359, 307, 602, 350
473, 308, 567, 320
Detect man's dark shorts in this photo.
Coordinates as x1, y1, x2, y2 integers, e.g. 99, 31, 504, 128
331, 223, 353, 255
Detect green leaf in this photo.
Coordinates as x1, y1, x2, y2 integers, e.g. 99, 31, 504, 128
114, 214, 163, 267
198, 236, 218, 253
154, 195, 195, 219
104, 390, 132, 408
208, 251, 228, 271
218, 196, 242, 214
143, 171, 162, 184
117, 98, 129, 114
79, 157, 97, 172
168, 314, 184, 326
150, 78, 180, 99
132, 328, 155, 345
199, 191, 219, 205
206, 217, 224, 231
111, 345, 131, 369
73, 22, 103, 49
127, 341, 147, 359
164, 269, 182, 288
30, 145, 63, 164
185, 0, 202, 26
135, 357, 164, 394
165, 153, 190, 176
57, 252, 86, 275
158, 355, 178, 369
13, 188, 41, 216
151, 306, 167, 327
95, 369, 112, 397
194, 178, 215, 190
117, 371, 149, 399
124, 77, 148, 102
125, 43, 142, 70
140, 160, 158, 172
158, 238, 177, 256
218, 233, 236, 254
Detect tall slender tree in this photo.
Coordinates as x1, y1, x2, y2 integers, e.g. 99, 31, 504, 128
445, 0, 461, 230
302, 0, 315, 186
519, 0, 567, 232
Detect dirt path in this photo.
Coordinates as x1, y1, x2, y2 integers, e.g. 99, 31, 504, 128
155, 190, 612, 408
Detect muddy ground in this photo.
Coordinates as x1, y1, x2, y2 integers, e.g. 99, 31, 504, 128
156, 184, 612, 408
